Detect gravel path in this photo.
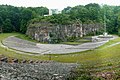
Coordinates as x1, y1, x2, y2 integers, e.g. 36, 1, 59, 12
2, 36, 117, 54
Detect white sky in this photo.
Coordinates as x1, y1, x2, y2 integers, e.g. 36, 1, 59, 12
0, 0, 120, 10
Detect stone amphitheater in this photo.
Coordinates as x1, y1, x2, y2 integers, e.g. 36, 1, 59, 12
2, 36, 116, 54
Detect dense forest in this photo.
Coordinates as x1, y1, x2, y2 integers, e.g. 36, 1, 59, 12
0, 3, 120, 35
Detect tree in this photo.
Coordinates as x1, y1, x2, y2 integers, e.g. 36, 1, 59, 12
0, 4, 120, 35
20, 20, 28, 33
20, 9, 35, 33
85, 3, 101, 22
117, 12, 120, 36
0, 17, 3, 32
49, 14, 72, 25
0, 17, 3, 26
62, 6, 71, 14
28, 7, 49, 16
3, 19, 13, 32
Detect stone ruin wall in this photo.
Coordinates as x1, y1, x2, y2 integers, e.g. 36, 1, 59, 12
26, 22, 103, 43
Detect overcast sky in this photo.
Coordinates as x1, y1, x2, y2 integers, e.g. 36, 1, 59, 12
0, 0, 120, 10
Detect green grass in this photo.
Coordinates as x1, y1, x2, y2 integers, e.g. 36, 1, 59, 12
1, 33, 120, 68
16, 33, 39, 43
60, 42, 82, 45
50, 36, 120, 64
98, 36, 120, 49
60, 39, 90, 45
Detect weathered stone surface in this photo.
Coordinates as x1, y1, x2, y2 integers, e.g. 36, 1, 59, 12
3, 36, 115, 54
26, 22, 103, 43
0, 62, 77, 80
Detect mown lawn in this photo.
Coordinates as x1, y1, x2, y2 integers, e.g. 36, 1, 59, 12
0, 33, 120, 67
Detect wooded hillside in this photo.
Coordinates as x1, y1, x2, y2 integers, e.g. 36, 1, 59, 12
0, 3, 120, 35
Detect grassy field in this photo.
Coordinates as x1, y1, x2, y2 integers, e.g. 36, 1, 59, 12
0, 33, 120, 68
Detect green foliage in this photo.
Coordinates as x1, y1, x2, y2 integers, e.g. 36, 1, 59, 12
28, 7, 49, 16
0, 17, 3, 32
62, 6, 71, 14
0, 5, 49, 33
0, 17, 3, 26
107, 63, 113, 66
0, 4, 120, 35
31, 14, 73, 25
69, 67, 99, 80
62, 4, 120, 34
3, 19, 13, 32
29, 3, 120, 35
117, 12, 120, 36
49, 14, 73, 24
75, 75, 93, 80
115, 71, 120, 79
20, 8, 37, 33
20, 20, 27, 33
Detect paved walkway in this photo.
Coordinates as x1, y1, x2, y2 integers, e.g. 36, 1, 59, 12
2, 36, 117, 54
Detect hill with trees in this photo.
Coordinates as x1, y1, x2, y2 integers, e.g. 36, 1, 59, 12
0, 3, 120, 35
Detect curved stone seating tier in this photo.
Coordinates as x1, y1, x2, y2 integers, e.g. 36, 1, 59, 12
0, 62, 77, 80
2, 36, 115, 54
